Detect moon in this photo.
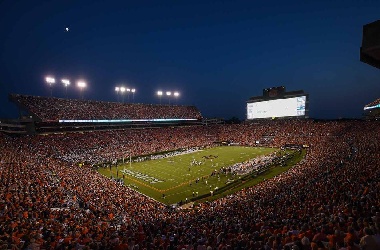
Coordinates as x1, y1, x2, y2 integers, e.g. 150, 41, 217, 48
65, 27, 69, 32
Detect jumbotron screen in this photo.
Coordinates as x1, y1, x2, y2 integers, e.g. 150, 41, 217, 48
247, 96, 307, 119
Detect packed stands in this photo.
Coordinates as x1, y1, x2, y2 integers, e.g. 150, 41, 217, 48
1, 120, 380, 249
363, 98, 380, 120
9, 94, 203, 122
364, 98, 380, 109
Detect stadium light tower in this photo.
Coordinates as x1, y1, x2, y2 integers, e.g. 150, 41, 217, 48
115, 87, 120, 102
126, 88, 131, 103
120, 87, 126, 103
131, 88, 136, 103
45, 76, 55, 97
166, 91, 172, 104
61, 79, 70, 98
157, 91, 163, 104
77, 80, 87, 99
174, 91, 180, 104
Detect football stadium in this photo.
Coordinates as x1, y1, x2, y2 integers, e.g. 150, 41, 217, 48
1, 92, 380, 249
1, 17, 380, 250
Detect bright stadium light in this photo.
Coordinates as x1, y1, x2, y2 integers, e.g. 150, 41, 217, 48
131, 88, 136, 103
77, 81, 86, 88
45, 76, 55, 84
166, 91, 172, 104
77, 81, 87, 99
61, 79, 70, 98
45, 76, 56, 97
157, 90, 163, 104
174, 91, 180, 104
115, 87, 120, 102
120, 87, 126, 103
61, 79, 70, 86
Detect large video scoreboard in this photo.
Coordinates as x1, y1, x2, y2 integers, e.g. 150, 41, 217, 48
247, 87, 309, 120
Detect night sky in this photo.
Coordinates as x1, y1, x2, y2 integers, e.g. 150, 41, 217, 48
0, 0, 379, 120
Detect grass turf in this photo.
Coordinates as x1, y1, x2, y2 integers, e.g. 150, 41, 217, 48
98, 146, 288, 205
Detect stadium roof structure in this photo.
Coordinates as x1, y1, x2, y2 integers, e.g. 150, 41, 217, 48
360, 20, 380, 69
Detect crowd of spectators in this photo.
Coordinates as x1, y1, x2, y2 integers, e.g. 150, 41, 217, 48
27, 126, 217, 166
10, 94, 203, 121
1, 119, 380, 249
364, 98, 380, 109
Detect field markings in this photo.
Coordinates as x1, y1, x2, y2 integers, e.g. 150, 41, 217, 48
123, 175, 161, 192
161, 174, 210, 192
103, 146, 278, 202
119, 169, 211, 193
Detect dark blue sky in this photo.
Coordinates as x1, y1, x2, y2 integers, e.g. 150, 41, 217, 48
0, 0, 379, 119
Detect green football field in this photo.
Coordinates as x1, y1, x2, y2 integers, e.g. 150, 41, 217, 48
98, 146, 279, 204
